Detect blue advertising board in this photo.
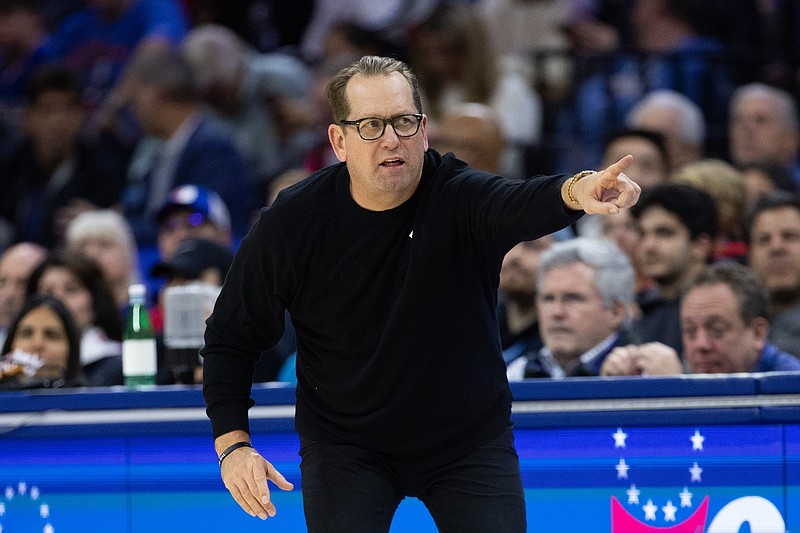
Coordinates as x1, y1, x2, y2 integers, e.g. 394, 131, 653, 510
0, 375, 796, 532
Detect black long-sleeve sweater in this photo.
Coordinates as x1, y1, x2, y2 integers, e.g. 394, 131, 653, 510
202, 150, 581, 465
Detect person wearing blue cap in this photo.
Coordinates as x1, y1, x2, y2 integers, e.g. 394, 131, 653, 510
155, 184, 233, 260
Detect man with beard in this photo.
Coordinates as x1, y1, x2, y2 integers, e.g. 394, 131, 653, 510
746, 192, 800, 359
629, 183, 718, 353
497, 233, 555, 374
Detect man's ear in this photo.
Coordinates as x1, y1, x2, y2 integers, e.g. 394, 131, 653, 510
328, 124, 347, 163
749, 316, 770, 349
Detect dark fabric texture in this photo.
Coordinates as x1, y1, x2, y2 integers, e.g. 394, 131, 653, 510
202, 149, 581, 465
299, 426, 526, 533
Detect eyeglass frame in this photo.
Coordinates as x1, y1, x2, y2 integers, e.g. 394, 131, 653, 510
339, 113, 424, 141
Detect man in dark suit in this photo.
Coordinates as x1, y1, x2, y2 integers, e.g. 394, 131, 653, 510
0, 65, 129, 248
122, 49, 255, 245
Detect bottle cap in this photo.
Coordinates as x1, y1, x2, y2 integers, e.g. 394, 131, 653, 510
128, 283, 147, 299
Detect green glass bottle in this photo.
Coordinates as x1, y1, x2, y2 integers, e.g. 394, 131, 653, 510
122, 284, 157, 387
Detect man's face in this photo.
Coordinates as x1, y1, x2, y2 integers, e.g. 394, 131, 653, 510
748, 206, 800, 296
24, 90, 83, 164
636, 206, 700, 285
0, 246, 45, 329
499, 236, 554, 299
729, 94, 799, 166
681, 283, 766, 374
537, 262, 624, 361
130, 83, 162, 136
328, 73, 428, 210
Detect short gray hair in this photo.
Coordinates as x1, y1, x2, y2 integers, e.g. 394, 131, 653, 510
730, 82, 799, 130
65, 209, 140, 282
537, 237, 635, 319
628, 89, 706, 144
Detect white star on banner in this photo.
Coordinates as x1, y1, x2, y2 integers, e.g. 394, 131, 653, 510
613, 428, 628, 448
689, 462, 703, 482
17, 483, 26, 496
679, 487, 693, 507
44, 523, 54, 533
0, 502, 5, 516
662, 500, 678, 521
627, 484, 640, 504
30, 487, 39, 501
690, 430, 705, 451
40, 504, 50, 518
616, 458, 630, 479
4, 488, 12, 501
643, 499, 658, 521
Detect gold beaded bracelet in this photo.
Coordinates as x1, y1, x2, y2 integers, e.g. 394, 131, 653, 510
567, 170, 596, 208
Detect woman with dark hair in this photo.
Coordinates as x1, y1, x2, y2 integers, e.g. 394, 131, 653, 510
26, 251, 123, 385
0, 295, 85, 389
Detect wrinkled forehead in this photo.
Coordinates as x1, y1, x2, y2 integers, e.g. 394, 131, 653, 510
345, 73, 416, 117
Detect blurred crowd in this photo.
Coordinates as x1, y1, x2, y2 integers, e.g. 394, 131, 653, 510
1, 0, 799, 389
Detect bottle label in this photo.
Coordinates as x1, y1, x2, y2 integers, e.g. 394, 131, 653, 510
122, 339, 158, 376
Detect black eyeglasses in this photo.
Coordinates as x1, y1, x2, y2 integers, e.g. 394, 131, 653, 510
340, 113, 423, 141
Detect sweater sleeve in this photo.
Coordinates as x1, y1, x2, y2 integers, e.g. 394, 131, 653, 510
201, 218, 291, 438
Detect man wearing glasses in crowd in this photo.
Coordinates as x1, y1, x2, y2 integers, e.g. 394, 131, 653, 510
202, 55, 640, 532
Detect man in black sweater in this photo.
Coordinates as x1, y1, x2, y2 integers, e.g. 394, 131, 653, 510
202, 55, 640, 532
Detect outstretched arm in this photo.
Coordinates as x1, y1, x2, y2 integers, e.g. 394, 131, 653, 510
561, 155, 641, 214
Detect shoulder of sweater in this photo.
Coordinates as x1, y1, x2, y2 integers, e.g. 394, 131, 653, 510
249, 164, 342, 237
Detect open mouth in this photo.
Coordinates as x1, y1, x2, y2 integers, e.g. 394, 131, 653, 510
380, 158, 404, 167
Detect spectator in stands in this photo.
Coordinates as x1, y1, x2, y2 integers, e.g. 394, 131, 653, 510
0, 65, 127, 248
181, 0, 314, 55
65, 209, 140, 312
728, 83, 800, 190
27, 252, 123, 386
408, 2, 542, 179
429, 102, 505, 174
601, 262, 800, 376
121, 49, 255, 245
598, 129, 670, 192
0, 242, 47, 346
149, 237, 234, 384
507, 237, 636, 379
576, 128, 669, 242
673, 158, 747, 262
0, 295, 86, 389
155, 185, 233, 261
0, 0, 49, 136
627, 89, 706, 171
498, 234, 555, 371
600, 209, 652, 298
630, 183, 718, 353
285, 53, 364, 173
746, 193, 800, 358
476, 0, 576, 101
741, 161, 799, 211
181, 24, 316, 191
560, 0, 731, 172
37, 0, 188, 129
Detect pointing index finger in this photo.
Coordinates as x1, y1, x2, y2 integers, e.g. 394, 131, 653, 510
604, 154, 633, 180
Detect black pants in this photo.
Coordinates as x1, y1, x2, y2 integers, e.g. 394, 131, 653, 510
299, 427, 527, 533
